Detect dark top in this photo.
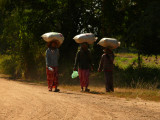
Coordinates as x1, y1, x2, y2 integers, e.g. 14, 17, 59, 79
74, 49, 93, 70
46, 48, 59, 67
98, 52, 114, 71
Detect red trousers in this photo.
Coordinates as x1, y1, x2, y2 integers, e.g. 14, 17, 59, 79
78, 69, 90, 88
46, 67, 58, 90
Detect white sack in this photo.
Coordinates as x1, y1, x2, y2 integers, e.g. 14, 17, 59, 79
41, 32, 64, 45
98, 38, 120, 49
73, 33, 97, 44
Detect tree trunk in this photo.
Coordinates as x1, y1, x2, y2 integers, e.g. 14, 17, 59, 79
138, 51, 141, 68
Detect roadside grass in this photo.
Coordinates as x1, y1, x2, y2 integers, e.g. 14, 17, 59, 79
59, 85, 160, 102
115, 53, 160, 69
109, 88, 160, 102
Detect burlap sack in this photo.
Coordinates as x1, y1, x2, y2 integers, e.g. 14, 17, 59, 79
41, 32, 64, 45
98, 38, 120, 49
73, 33, 97, 44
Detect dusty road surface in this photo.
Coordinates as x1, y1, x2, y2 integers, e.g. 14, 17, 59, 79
0, 77, 160, 120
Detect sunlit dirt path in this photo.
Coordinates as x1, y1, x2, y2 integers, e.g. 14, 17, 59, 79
0, 77, 160, 120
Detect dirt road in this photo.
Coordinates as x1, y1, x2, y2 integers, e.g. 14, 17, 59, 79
0, 77, 160, 120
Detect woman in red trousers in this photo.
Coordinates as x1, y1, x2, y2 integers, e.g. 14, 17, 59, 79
74, 42, 93, 92
46, 41, 60, 92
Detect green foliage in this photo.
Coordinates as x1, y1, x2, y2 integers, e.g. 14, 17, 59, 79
126, 0, 160, 56
114, 53, 160, 89
0, 0, 159, 79
0, 55, 22, 78
114, 66, 160, 89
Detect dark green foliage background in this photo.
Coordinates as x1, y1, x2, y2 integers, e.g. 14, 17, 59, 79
0, 0, 159, 85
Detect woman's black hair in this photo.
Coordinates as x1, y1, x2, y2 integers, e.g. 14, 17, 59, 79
47, 40, 59, 48
47, 42, 52, 48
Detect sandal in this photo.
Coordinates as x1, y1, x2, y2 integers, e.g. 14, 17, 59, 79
54, 89, 60, 92
48, 89, 52, 92
85, 88, 90, 92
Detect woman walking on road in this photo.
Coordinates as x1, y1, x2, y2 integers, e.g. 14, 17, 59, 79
46, 41, 60, 92
98, 47, 115, 92
73, 42, 93, 92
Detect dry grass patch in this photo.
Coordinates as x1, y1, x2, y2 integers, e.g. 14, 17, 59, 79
60, 85, 160, 102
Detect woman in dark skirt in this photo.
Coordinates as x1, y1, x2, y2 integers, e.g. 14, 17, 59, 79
46, 40, 60, 92
98, 47, 114, 92
74, 42, 93, 92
